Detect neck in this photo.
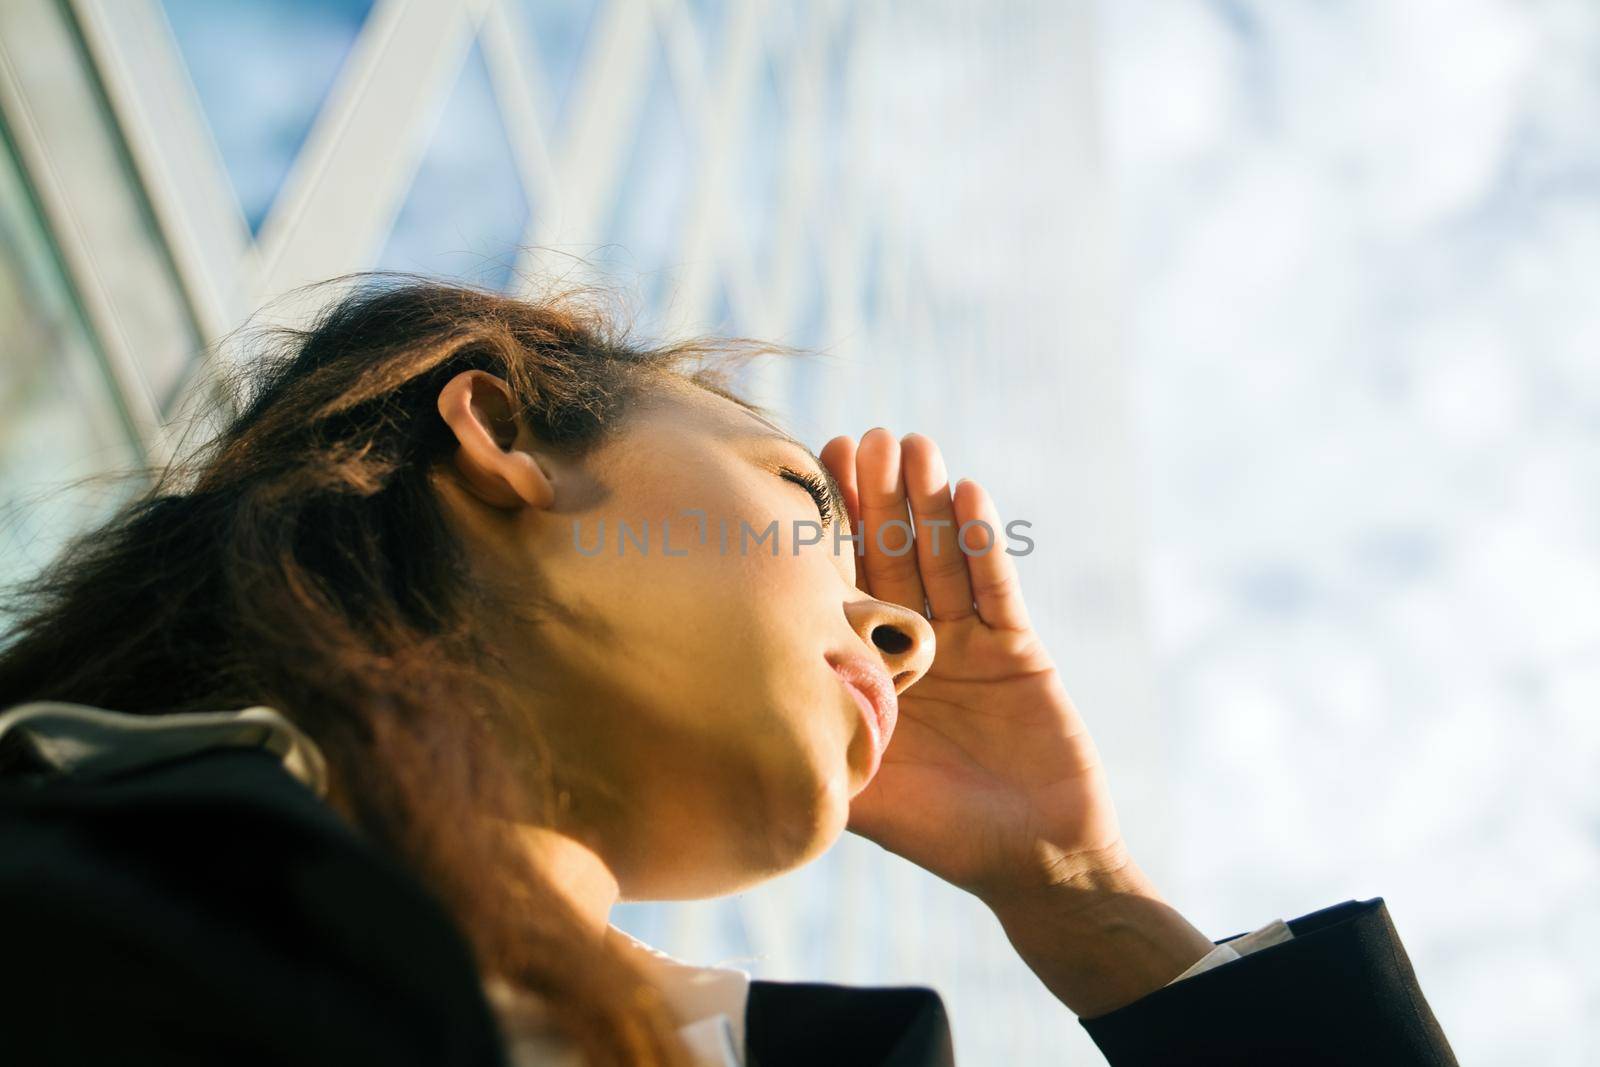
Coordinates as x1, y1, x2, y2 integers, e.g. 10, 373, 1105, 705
515, 824, 620, 938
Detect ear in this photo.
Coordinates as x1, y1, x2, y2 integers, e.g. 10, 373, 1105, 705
436, 370, 555, 510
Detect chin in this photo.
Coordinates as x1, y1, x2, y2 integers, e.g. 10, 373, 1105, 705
754, 761, 853, 879
628, 767, 851, 901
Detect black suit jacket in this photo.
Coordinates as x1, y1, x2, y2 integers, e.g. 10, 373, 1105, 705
0, 747, 1455, 1066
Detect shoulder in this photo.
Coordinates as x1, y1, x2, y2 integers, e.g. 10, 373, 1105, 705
0, 748, 506, 1067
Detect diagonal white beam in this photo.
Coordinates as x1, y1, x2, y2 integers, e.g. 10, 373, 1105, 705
652, 0, 770, 339
759, 11, 828, 342
522, 0, 656, 270
251, 0, 485, 313
480, 0, 563, 288
70, 0, 254, 347
0, 0, 194, 459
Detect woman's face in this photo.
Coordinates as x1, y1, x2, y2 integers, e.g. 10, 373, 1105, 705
435, 373, 934, 899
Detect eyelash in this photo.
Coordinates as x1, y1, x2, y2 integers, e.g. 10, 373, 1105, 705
779, 467, 835, 526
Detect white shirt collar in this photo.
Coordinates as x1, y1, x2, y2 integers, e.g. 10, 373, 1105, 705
476, 921, 753, 1066
0, 700, 327, 794
606, 924, 752, 1066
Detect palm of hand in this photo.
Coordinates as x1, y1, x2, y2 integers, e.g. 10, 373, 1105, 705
820, 431, 1126, 899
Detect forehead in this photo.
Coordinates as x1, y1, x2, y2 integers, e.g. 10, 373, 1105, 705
615, 374, 850, 529
636, 375, 789, 443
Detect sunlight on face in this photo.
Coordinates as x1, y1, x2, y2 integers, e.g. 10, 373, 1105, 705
465, 380, 932, 899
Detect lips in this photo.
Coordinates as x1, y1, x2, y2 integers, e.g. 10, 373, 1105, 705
827, 653, 898, 782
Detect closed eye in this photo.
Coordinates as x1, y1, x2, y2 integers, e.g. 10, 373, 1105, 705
779, 467, 835, 527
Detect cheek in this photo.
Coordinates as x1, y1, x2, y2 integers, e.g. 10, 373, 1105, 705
541, 457, 856, 875
549, 514, 835, 736
721, 546, 858, 823
634, 543, 857, 852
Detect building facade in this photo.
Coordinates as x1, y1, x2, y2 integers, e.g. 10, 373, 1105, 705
0, 2, 1150, 1061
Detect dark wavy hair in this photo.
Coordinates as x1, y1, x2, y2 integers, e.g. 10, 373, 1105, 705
0, 275, 771, 1067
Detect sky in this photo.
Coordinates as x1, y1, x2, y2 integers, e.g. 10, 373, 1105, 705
1101, 2, 1600, 1061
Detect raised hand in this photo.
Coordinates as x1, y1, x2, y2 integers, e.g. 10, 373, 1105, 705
820, 429, 1212, 1017
819, 429, 1121, 899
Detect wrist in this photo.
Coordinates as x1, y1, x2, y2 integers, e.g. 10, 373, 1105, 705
984, 851, 1215, 1018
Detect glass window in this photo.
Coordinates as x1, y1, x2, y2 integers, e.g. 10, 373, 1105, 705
160, 0, 375, 232
377, 43, 531, 292
599, 41, 693, 317
0, 126, 142, 601
516, 0, 601, 136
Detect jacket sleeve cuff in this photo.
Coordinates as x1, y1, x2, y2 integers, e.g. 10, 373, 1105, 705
1080, 897, 1457, 1066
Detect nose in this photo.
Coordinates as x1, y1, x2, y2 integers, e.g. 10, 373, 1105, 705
842, 596, 935, 694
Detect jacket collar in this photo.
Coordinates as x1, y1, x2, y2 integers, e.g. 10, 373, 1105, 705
0, 699, 751, 1067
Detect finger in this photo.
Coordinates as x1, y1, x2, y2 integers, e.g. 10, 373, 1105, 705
818, 435, 861, 532
900, 434, 974, 622
856, 428, 927, 613
818, 435, 868, 592
952, 478, 1032, 632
